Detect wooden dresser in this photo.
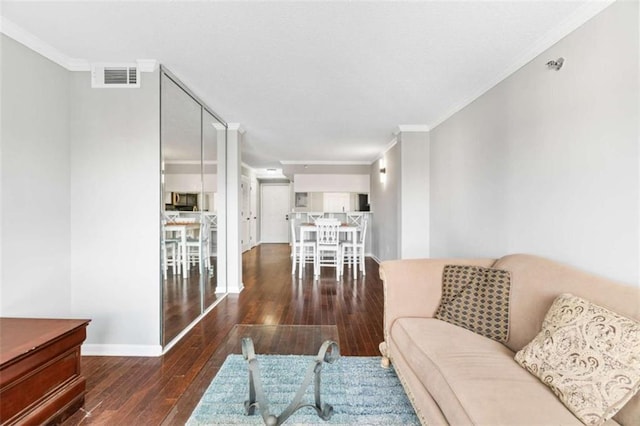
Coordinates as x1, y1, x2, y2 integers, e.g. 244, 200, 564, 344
0, 318, 90, 425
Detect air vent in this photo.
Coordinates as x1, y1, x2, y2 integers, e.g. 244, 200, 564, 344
91, 64, 140, 88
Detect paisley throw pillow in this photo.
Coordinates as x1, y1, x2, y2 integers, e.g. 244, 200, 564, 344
515, 293, 640, 425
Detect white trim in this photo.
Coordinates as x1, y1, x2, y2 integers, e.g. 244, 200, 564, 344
228, 281, 244, 293
82, 344, 163, 357
373, 138, 398, 164
227, 123, 245, 134
0, 16, 89, 71
136, 59, 158, 72
428, 0, 615, 130
0, 17, 157, 73
394, 125, 430, 134
280, 160, 372, 166
369, 254, 382, 264
67, 59, 91, 72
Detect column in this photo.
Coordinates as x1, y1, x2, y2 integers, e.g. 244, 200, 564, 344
226, 123, 244, 293
396, 125, 430, 259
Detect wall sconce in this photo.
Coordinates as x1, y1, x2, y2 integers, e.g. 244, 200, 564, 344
379, 159, 387, 184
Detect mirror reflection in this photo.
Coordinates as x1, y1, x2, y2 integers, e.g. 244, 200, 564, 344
160, 70, 225, 346
293, 192, 369, 212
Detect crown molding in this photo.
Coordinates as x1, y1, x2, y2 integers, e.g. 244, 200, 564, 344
428, 0, 615, 130
241, 161, 256, 171
0, 16, 89, 70
136, 59, 158, 72
394, 125, 430, 134
67, 59, 91, 72
1, 17, 157, 73
373, 138, 398, 164
227, 123, 245, 134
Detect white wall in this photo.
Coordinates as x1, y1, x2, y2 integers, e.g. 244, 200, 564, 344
0, 35, 72, 317
293, 174, 370, 193
70, 70, 161, 353
430, 0, 639, 285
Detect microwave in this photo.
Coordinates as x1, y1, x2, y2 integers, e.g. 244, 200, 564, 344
172, 192, 198, 208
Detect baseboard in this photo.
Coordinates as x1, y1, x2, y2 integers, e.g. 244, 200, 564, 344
368, 253, 382, 264
228, 281, 244, 294
82, 344, 163, 357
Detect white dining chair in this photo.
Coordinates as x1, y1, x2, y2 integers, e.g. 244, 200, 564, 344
346, 213, 364, 227
342, 218, 368, 277
291, 219, 316, 276
307, 212, 325, 223
314, 218, 342, 280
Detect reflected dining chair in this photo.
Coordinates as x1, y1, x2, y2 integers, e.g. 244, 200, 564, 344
162, 212, 182, 279
162, 235, 180, 279
186, 220, 212, 276
291, 219, 316, 276
341, 218, 368, 277
314, 218, 342, 280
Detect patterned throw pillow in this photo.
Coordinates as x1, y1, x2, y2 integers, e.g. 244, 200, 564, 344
515, 293, 640, 425
434, 265, 511, 343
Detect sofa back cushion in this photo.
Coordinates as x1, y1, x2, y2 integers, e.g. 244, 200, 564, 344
492, 254, 639, 353
493, 254, 640, 425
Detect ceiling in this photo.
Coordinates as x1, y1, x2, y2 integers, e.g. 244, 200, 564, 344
1, 1, 611, 169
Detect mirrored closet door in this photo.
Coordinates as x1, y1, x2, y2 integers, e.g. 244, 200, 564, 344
160, 67, 227, 346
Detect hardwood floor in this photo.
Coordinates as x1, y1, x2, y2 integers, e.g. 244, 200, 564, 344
64, 244, 384, 425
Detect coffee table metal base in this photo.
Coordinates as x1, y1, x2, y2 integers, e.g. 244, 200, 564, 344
242, 337, 340, 426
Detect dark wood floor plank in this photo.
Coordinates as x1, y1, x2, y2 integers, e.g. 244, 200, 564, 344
63, 244, 383, 425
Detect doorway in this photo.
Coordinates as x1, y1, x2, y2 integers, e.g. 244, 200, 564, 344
260, 184, 291, 243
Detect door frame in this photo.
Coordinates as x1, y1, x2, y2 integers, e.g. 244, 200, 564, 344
241, 175, 251, 252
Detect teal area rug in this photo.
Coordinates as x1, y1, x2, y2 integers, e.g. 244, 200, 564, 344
187, 355, 420, 425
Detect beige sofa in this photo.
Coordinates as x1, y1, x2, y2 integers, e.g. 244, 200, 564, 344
379, 254, 640, 425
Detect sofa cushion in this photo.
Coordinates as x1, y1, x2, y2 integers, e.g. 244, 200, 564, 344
389, 317, 619, 425
515, 294, 640, 425
492, 255, 640, 424
435, 264, 511, 342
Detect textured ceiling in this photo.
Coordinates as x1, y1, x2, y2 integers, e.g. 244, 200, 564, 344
1, 1, 612, 168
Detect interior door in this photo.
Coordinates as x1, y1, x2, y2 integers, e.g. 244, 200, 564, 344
260, 184, 291, 243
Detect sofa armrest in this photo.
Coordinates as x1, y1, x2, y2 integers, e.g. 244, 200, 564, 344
379, 258, 495, 344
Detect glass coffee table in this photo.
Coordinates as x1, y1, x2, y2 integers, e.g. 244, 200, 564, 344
164, 325, 339, 425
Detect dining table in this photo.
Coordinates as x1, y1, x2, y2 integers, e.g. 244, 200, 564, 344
164, 222, 201, 277
298, 223, 360, 279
